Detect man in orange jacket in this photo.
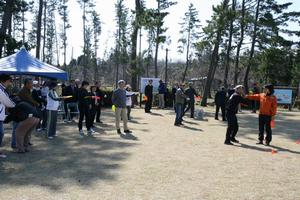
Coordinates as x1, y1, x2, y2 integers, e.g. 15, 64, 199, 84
246, 84, 277, 146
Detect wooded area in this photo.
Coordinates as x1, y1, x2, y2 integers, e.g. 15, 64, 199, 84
0, 0, 300, 106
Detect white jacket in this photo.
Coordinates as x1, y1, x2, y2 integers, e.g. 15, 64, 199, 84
46, 89, 60, 111
0, 83, 15, 121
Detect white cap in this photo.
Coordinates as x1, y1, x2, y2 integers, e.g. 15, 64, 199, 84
118, 80, 125, 84
33, 80, 39, 85
75, 79, 80, 82
234, 85, 244, 90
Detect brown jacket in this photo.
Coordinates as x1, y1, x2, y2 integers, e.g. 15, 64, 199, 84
18, 87, 39, 107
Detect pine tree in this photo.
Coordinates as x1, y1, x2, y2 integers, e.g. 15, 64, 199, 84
178, 3, 201, 82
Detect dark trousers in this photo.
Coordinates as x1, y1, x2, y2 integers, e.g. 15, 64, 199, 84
145, 96, 153, 113
225, 112, 239, 142
127, 106, 131, 120
96, 104, 101, 122
259, 114, 272, 143
91, 107, 97, 126
47, 110, 58, 137
37, 109, 47, 129
78, 106, 92, 131
183, 101, 195, 118
215, 104, 226, 120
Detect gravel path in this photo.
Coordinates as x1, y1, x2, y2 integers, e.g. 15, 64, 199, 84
0, 107, 300, 200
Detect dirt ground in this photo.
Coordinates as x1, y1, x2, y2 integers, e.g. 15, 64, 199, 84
0, 106, 300, 200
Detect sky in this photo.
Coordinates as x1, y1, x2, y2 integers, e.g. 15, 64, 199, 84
64, 0, 300, 64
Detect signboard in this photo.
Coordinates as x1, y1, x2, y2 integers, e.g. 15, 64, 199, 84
274, 89, 293, 104
140, 77, 161, 94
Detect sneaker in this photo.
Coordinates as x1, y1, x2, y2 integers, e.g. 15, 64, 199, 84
230, 138, 240, 143
48, 136, 54, 140
124, 130, 132, 134
36, 128, 43, 132
79, 130, 84, 136
117, 129, 122, 134
0, 152, 7, 158
87, 130, 93, 136
28, 142, 33, 146
90, 128, 95, 133
265, 141, 270, 146
224, 141, 234, 145
64, 119, 68, 123
68, 120, 72, 123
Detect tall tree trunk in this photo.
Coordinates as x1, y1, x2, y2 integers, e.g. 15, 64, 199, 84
165, 48, 168, 83
42, 2, 46, 61
201, 0, 229, 106
244, 0, 261, 92
130, 0, 142, 91
63, 0, 67, 69
154, 1, 161, 78
234, 0, 245, 85
224, 0, 236, 88
0, 0, 14, 57
82, 2, 87, 80
36, 0, 43, 59
22, 11, 25, 43
182, 29, 191, 82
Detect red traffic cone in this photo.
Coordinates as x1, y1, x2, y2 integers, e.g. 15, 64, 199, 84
271, 149, 277, 155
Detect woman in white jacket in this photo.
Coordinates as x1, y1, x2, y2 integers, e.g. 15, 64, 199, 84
0, 74, 15, 158
46, 82, 64, 139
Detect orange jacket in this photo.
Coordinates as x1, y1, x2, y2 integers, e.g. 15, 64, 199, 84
246, 93, 277, 116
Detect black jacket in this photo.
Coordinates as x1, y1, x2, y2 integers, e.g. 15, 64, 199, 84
215, 90, 227, 106
226, 93, 248, 114
145, 85, 153, 97
185, 87, 198, 102
32, 88, 45, 106
89, 91, 101, 108
63, 85, 78, 103
78, 88, 91, 108
5, 101, 39, 123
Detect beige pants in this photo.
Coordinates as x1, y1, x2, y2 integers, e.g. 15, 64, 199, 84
158, 94, 165, 108
115, 107, 128, 130
16, 117, 39, 152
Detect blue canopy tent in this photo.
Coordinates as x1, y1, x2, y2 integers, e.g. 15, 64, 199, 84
0, 48, 68, 80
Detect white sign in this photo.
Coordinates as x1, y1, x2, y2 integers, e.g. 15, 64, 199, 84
274, 89, 293, 104
140, 77, 161, 94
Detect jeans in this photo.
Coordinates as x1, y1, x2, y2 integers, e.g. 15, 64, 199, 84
0, 121, 3, 146
175, 103, 183, 125
11, 122, 18, 148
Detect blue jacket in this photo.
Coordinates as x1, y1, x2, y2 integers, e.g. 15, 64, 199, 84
158, 83, 166, 94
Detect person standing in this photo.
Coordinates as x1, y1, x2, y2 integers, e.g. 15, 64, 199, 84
215, 87, 227, 121
144, 80, 153, 113
90, 85, 100, 126
32, 81, 45, 131
125, 85, 135, 120
95, 81, 104, 123
40, 81, 49, 131
172, 83, 178, 109
0, 74, 15, 158
46, 82, 64, 139
158, 80, 166, 109
18, 78, 40, 107
112, 80, 132, 135
174, 83, 187, 126
224, 85, 248, 145
63, 80, 79, 122
246, 84, 277, 146
183, 82, 198, 118
78, 81, 93, 136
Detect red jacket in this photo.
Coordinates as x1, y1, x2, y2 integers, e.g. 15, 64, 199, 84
246, 93, 277, 116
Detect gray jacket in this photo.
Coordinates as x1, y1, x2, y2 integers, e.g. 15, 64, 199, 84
175, 88, 186, 105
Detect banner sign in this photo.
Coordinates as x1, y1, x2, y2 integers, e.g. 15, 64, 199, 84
274, 89, 293, 104
140, 78, 161, 94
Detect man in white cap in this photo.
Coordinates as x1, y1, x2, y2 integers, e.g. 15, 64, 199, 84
112, 80, 132, 135
224, 85, 248, 145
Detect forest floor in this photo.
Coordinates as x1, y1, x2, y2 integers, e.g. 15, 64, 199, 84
0, 106, 300, 200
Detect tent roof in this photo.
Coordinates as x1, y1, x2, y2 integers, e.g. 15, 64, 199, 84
0, 48, 68, 80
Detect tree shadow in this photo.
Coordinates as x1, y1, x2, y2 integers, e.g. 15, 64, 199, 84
120, 133, 138, 141
0, 124, 138, 191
